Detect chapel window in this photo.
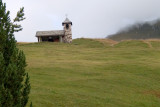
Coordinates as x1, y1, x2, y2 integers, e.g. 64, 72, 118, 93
66, 24, 69, 29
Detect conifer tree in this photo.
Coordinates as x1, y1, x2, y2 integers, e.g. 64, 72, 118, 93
0, 0, 31, 106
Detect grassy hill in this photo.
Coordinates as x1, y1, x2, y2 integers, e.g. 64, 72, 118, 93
18, 38, 160, 107
108, 19, 160, 41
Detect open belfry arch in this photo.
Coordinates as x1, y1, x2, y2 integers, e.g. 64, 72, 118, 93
36, 17, 72, 43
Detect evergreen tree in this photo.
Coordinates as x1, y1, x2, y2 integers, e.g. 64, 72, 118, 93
0, 0, 31, 106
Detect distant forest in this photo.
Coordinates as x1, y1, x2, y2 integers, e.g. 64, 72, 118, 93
108, 19, 160, 41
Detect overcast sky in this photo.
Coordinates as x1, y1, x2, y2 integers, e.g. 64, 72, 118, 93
3, 0, 160, 42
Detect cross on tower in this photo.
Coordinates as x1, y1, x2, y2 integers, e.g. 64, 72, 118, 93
65, 14, 68, 18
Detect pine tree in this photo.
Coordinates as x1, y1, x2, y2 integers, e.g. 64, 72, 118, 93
0, 0, 31, 106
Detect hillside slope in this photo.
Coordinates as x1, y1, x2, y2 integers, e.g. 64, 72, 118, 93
18, 39, 160, 107
108, 19, 160, 41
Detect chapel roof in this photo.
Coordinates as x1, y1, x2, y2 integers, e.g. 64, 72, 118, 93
36, 30, 64, 37
62, 18, 72, 25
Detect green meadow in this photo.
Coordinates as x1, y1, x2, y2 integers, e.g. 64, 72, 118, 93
18, 39, 160, 107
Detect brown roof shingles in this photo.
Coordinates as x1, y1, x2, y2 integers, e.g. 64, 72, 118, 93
36, 30, 64, 37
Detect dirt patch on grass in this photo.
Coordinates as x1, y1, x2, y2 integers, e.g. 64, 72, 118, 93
142, 41, 153, 48
94, 39, 118, 46
17, 42, 35, 44
144, 39, 160, 42
143, 90, 160, 98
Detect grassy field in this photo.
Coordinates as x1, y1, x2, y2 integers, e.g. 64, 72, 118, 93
18, 38, 160, 107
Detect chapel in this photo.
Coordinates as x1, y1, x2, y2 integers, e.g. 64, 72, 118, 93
36, 18, 72, 43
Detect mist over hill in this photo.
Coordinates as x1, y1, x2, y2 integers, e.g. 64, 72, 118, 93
108, 19, 160, 41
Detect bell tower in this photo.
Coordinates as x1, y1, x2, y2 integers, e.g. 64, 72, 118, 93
62, 17, 72, 43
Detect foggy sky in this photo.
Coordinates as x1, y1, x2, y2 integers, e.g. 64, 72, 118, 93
3, 0, 160, 42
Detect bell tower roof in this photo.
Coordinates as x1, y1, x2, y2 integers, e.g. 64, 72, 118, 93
62, 18, 72, 26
